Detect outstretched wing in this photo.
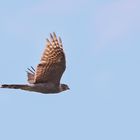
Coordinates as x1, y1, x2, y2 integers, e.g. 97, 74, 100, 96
34, 32, 66, 85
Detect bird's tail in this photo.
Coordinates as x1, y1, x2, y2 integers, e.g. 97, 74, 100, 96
0, 84, 31, 90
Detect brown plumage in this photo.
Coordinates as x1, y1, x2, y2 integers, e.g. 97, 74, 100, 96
1, 32, 69, 94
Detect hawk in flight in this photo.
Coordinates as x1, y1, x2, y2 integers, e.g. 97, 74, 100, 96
0, 32, 69, 94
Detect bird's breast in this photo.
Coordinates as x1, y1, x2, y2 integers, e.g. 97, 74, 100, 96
31, 83, 59, 93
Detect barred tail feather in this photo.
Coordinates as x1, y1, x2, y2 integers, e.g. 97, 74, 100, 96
0, 84, 32, 91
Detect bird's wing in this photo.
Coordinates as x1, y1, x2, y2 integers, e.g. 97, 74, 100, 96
26, 66, 35, 84
34, 32, 66, 85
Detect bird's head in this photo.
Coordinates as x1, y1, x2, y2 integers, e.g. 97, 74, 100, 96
59, 84, 70, 92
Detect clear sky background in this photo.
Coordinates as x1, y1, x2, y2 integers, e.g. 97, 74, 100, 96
0, 0, 140, 140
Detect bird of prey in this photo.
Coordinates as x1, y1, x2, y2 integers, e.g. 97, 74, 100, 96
0, 32, 69, 94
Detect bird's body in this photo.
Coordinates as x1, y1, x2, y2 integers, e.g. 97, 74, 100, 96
0, 32, 69, 94
1, 83, 66, 94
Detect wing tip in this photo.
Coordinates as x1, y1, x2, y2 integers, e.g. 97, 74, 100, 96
50, 33, 53, 39
27, 66, 35, 74
53, 32, 56, 37
59, 37, 62, 43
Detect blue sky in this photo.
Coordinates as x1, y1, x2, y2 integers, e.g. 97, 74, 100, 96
0, 0, 140, 139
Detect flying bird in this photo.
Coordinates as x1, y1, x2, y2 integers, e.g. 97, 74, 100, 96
0, 32, 69, 94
